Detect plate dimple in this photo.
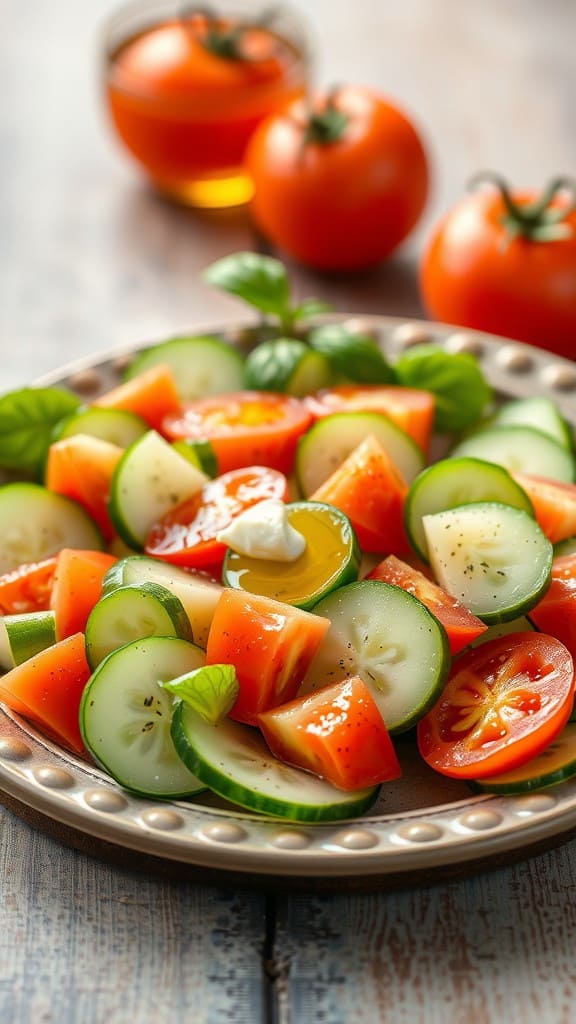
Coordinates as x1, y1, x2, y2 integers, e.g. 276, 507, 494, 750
84, 788, 129, 813
270, 830, 312, 850
0, 737, 32, 761
511, 793, 558, 816
395, 822, 444, 844
458, 809, 504, 831
201, 822, 247, 844
332, 829, 379, 850
32, 766, 75, 790
141, 808, 184, 831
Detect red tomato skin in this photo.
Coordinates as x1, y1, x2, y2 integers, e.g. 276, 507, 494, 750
530, 554, 576, 657
0, 558, 57, 615
417, 632, 575, 779
162, 391, 312, 475
420, 188, 576, 357
206, 589, 330, 725
144, 465, 290, 570
258, 675, 401, 791
0, 633, 91, 754
367, 555, 487, 654
512, 473, 576, 545
245, 86, 429, 270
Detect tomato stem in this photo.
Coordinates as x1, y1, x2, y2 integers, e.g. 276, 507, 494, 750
181, 4, 274, 61
302, 87, 349, 145
470, 172, 576, 242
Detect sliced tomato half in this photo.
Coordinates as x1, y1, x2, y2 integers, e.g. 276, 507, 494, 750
144, 465, 290, 570
304, 385, 435, 453
417, 632, 575, 779
162, 390, 312, 475
367, 554, 488, 654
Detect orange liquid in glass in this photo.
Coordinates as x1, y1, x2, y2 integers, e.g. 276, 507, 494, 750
105, 15, 307, 207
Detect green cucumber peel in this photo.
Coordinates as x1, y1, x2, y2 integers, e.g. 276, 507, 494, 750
0, 387, 81, 477
394, 344, 493, 433
203, 252, 331, 334
308, 323, 395, 384
162, 663, 239, 725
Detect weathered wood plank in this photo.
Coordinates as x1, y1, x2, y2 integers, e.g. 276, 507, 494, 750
0, 808, 267, 1024
273, 841, 576, 1024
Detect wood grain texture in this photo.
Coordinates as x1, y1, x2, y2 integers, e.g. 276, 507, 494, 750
2, 2, 576, 1022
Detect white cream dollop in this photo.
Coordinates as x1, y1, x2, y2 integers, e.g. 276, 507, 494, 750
217, 499, 306, 562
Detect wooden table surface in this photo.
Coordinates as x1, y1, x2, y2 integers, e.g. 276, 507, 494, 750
2, 1, 576, 1021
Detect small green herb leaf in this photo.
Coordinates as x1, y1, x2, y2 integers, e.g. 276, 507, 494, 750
309, 324, 396, 384
291, 298, 333, 323
203, 252, 291, 320
162, 664, 239, 725
0, 387, 81, 477
394, 345, 493, 433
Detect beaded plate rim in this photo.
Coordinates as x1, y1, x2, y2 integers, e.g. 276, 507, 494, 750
1, 314, 576, 879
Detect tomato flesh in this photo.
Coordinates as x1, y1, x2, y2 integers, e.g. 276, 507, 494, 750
417, 632, 575, 778
530, 553, 576, 659
162, 391, 312, 474
206, 589, 330, 725
144, 465, 290, 570
258, 676, 401, 791
304, 385, 434, 453
0, 558, 57, 615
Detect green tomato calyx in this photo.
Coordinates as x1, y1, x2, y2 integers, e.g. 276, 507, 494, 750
470, 172, 576, 243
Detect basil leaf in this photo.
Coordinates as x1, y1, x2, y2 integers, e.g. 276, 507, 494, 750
203, 252, 291, 319
309, 324, 395, 384
162, 664, 239, 725
244, 337, 309, 391
292, 298, 333, 323
0, 387, 81, 476
394, 345, 493, 432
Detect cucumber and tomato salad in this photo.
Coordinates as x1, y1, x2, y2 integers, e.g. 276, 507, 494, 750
1, 332, 576, 817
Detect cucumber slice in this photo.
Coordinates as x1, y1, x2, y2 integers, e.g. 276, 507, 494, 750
423, 502, 553, 623
222, 501, 361, 610
85, 582, 193, 669
0, 610, 57, 669
0, 482, 103, 574
172, 439, 219, 478
171, 703, 380, 822
405, 457, 533, 561
124, 335, 245, 401
303, 580, 450, 733
79, 635, 207, 798
102, 556, 222, 648
470, 723, 576, 794
54, 407, 148, 448
490, 397, 574, 451
450, 426, 575, 482
108, 431, 208, 549
296, 411, 424, 497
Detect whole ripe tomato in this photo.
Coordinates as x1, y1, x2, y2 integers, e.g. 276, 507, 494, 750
420, 174, 576, 357
244, 85, 429, 270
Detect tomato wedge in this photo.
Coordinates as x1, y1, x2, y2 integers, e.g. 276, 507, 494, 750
94, 363, 182, 432
0, 558, 57, 615
144, 465, 290, 570
512, 473, 576, 545
367, 554, 488, 654
50, 549, 118, 639
304, 385, 434, 453
530, 553, 576, 658
258, 676, 401, 791
162, 390, 312, 474
417, 632, 575, 779
45, 435, 124, 541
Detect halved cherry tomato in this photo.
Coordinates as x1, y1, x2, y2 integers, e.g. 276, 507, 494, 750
0, 633, 91, 754
0, 558, 57, 615
206, 588, 330, 725
512, 473, 576, 545
95, 363, 182, 432
530, 553, 576, 658
304, 385, 435, 453
162, 390, 312, 474
417, 632, 575, 779
144, 465, 290, 570
258, 676, 401, 791
310, 434, 410, 555
367, 555, 487, 654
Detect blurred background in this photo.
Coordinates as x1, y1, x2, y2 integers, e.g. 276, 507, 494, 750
1, 0, 575, 389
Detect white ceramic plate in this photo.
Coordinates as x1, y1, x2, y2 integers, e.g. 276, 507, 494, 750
2, 315, 576, 885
